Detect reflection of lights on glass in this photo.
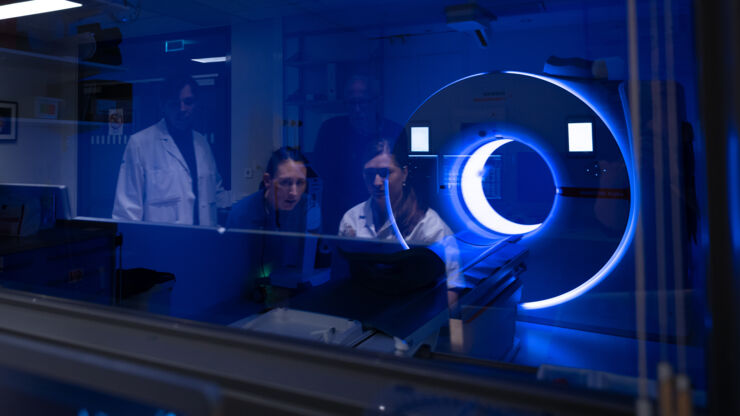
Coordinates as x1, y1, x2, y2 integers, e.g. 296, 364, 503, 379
461, 139, 542, 235
379, 405, 387, 412
191, 56, 231, 64
385, 179, 410, 250
165, 40, 185, 52
0, 0, 81, 21
260, 265, 272, 278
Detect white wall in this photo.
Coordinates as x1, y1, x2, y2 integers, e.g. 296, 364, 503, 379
230, 19, 284, 201
0, 62, 78, 213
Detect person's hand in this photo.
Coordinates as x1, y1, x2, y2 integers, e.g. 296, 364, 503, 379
339, 224, 356, 237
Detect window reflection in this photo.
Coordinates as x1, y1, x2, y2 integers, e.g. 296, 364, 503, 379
0, 0, 711, 410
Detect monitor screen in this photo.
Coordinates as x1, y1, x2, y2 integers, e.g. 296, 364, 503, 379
410, 126, 430, 152
567, 122, 593, 152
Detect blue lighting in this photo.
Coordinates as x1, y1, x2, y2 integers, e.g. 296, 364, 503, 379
729, 133, 740, 253
502, 71, 639, 310
445, 127, 561, 241
165, 40, 185, 52
406, 70, 637, 309
461, 139, 543, 235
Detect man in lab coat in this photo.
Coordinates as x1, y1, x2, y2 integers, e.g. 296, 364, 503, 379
112, 76, 230, 226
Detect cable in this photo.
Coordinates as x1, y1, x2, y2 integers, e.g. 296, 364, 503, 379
384, 178, 409, 250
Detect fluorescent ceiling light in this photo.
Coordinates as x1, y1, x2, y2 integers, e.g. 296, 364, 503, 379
0, 0, 81, 21
191, 56, 230, 64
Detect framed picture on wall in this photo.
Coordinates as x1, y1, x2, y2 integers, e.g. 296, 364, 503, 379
0, 101, 18, 141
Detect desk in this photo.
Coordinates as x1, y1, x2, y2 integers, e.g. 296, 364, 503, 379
232, 237, 528, 359
0, 220, 117, 303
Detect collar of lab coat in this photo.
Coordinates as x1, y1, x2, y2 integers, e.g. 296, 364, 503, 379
156, 118, 192, 175
362, 198, 393, 238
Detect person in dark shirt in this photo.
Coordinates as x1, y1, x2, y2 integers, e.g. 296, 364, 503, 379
227, 147, 313, 232
312, 74, 405, 234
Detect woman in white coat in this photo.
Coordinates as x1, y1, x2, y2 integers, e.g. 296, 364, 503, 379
338, 137, 463, 289
112, 76, 230, 226
338, 138, 451, 243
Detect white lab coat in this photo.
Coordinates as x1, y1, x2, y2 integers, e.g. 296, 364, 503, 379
338, 199, 463, 288
112, 119, 230, 226
338, 199, 452, 243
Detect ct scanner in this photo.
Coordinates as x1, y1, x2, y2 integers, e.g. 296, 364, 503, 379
402, 71, 637, 310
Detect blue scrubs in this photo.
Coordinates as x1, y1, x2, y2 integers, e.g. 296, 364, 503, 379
226, 190, 307, 232
227, 190, 310, 276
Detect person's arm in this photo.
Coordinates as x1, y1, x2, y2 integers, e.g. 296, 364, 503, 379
417, 211, 463, 290
337, 210, 357, 237
214, 169, 232, 208
112, 140, 145, 221
225, 197, 244, 228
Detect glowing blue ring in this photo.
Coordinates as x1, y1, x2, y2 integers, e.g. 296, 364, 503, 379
502, 71, 639, 310
461, 139, 543, 235
406, 71, 637, 310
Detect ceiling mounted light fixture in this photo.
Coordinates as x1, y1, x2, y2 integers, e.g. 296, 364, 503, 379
191, 56, 230, 64
0, 0, 82, 21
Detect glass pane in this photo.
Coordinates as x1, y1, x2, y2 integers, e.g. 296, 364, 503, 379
0, 0, 710, 412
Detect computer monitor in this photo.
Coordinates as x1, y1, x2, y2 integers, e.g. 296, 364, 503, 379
0, 183, 72, 236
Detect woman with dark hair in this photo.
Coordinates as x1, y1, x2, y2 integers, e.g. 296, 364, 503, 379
338, 138, 451, 244
227, 147, 313, 231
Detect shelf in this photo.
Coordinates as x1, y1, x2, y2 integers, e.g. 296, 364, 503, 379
0, 46, 126, 72
15, 117, 122, 128
284, 54, 370, 68
285, 98, 344, 112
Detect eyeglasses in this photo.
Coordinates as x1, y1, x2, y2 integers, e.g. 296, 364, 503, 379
363, 167, 390, 182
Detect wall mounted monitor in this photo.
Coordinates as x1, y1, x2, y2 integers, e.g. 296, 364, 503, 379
410, 126, 430, 152
567, 121, 594, 153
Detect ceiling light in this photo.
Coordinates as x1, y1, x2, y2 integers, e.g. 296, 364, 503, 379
0, 0, 81, 21
191, 56, 230, 64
